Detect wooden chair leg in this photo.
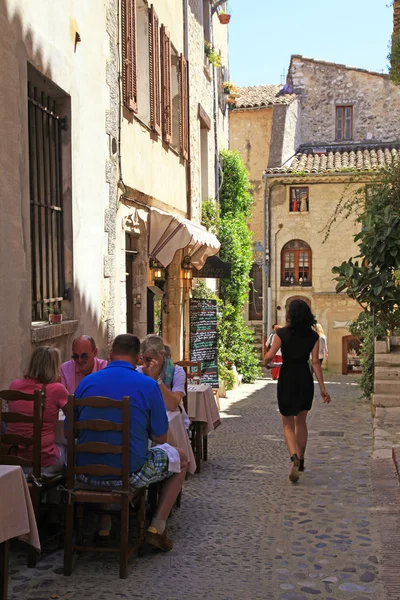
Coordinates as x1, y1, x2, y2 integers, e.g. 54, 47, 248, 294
0, 541, 9, 600
203, 434, 208, 461
76, 504, 84, 545
63, 500, 74, 576
137, 491, 147, 556
194, 422, 202, 473
28, 486, 40, 568
119, 498, 129, 579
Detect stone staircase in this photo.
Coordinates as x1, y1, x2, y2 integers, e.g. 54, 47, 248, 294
373, 337, 400, 408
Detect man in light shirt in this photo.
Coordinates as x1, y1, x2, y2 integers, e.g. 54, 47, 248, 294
60, 335, 107, 394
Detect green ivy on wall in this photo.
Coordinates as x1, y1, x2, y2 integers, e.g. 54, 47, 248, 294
198, 150, 261, 388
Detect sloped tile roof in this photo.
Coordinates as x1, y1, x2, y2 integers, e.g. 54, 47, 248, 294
266, 146, 400, 175
234, 84, 297, 109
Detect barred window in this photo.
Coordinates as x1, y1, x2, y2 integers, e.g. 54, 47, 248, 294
28, 75, 67, 320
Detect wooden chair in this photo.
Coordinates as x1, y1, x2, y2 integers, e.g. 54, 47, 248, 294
0, 389, 64, 567
63, 395, 146, 579
175, 361, 207, 472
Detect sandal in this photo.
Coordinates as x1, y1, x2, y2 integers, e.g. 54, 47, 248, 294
289, 454, 300, 483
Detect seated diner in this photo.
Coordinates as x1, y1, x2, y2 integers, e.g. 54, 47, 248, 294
70, 333, 188, 551
137, 334, 190, 428
8, 345, 68, 476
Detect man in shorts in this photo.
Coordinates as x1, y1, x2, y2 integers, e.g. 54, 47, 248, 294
72, 333, 187, 551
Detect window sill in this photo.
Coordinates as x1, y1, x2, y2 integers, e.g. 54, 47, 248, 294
289, 211, 309, 214
281, 283, 313, 289
31, 319, 78, 343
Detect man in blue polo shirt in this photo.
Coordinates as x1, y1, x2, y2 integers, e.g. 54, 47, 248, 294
73, 333, 187, 551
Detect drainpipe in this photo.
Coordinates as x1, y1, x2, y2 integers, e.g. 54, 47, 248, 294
183, 0, 192, 219
210, 12, 220, 202
262, 174, 281, 345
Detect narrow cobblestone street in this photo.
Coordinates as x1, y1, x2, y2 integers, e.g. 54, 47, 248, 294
9, 375, 390, 600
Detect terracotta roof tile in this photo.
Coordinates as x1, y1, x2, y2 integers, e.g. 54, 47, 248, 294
233, 84, 297, 109
266, 145, 400, 174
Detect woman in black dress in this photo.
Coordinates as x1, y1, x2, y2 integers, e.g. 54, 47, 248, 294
263, 299, 331, 483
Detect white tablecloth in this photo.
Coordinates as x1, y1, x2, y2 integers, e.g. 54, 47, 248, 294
187, 384, 221, 435
167, 410, 196, 474
0, 465, 40, 550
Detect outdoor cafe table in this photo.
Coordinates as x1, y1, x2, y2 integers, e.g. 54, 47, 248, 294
55, 408, 197, 474
187, 384, 221, 472
0, 465, 40, 600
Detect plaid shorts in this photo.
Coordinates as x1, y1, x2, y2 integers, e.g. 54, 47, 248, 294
76, 447, 172, 489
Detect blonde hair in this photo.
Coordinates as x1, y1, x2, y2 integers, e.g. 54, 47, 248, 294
315, 323, 325, 337
25, 346, 61, 384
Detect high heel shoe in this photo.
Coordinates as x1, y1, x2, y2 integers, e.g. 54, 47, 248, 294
289, 454, 300, 483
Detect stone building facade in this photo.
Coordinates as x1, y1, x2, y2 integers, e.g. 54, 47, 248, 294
0, 0, 115, 388
0, 0, 229, 387
231, 56, 400, 373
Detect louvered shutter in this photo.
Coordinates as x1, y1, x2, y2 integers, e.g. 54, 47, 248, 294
122, 0, 138, 112
161, 25, 172, 144
179, 54, 189, 160
149, 5, 161, 134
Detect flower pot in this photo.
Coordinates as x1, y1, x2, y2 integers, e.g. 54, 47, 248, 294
49, 313, 62, 325
218, 13, 231, 24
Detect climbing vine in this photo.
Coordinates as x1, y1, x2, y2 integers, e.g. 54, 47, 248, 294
197, 150, 261, 388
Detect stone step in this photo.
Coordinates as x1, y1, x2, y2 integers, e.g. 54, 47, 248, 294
375, 366, 400, 380
374, 380, 400, 395
373, 393, 400, 408
375, 354, 400, 367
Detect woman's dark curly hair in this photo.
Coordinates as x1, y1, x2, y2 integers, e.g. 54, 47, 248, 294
286, 299, 316, 330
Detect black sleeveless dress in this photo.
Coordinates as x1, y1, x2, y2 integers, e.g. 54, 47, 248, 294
276, 326, 319, 416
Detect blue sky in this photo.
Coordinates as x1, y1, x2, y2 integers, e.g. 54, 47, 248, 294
228, 0, 393, 87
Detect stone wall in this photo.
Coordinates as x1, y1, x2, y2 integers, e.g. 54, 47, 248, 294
0, 0, 112, 386
289, 56, 400, 146
230, 107, 273, 245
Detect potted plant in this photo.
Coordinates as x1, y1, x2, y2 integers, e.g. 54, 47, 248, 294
46, 302, 63, 325
218, 9, 231, 24
222, 81, 236, 95
204, 41, 222, 68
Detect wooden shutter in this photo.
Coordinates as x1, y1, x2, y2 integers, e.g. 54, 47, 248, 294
122, 0, 138, 112
161, 25, 172, 144
179, 54, 189, 160
149, 5, 161, 134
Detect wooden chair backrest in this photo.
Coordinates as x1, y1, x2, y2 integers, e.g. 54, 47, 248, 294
66, 395, 130, 491
0, 389, 44, 478
176, 360, 202, 382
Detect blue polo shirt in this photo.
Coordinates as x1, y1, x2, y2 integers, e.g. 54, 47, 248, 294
69, 360, 168, 479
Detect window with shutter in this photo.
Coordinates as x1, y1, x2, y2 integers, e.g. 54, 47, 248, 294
179, 55, 189, 160
161, 25, 172, 144
149, 5, 161, 134
122, 0, 138, 112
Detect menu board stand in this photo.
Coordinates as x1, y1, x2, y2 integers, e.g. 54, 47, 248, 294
189, 299, 219, 388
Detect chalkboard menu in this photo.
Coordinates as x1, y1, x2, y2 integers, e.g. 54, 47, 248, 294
190, 298, 219, 388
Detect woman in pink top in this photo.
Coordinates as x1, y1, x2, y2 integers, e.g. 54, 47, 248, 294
8, 345, 68, 475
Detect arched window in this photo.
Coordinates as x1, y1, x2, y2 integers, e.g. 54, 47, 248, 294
281, 240, 312, 286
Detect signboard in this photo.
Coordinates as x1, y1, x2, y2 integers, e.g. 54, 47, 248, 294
192, 255, 231, 279
189, 298, 219, 388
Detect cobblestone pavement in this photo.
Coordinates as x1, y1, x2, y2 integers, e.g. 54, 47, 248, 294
9, 374, 390, 600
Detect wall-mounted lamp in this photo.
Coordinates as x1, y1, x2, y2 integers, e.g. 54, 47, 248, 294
181, 255, 193, 280
149, 257, 166, 282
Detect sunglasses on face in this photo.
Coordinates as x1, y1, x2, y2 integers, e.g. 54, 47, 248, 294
72, 353, 90, 361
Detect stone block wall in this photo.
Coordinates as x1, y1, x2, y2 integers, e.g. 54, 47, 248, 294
289, 56, 400, 146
